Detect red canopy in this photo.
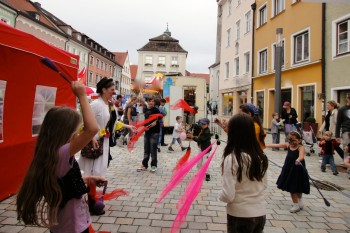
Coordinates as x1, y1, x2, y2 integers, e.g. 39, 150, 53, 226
0, 22, 79, 200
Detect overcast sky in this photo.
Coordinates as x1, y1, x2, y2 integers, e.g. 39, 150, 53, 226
35, 0, 217, 74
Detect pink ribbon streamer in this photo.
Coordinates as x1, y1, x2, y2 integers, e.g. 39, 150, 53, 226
157, 141, 216, 204
171, 145, 218, 233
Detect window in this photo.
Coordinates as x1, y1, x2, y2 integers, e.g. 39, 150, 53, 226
237, 0, 241, 6
273, 0, 285, 16
223, 93, 233, 116
67, 28, 72, 36
300, 86, 315, 121
105, 63, 107, 71
337, 19, 350, 55
95, 74, 99, 83
171, 56, 179, 67
244, 52, 250, 74
235, 42, 239, 55
0, 18, 9, 24
294, 31, 309, 63
227, 28, 231, 47
225, 62, 230, 79
90, 56, 94, 65
32, 86, 57, 135
273, 40, 285, 69
234, 57, 239, 76
228, 0, 232, 16
259, 49, 268, 74
256, 91, 264, 124
0, 80, 6, 142
145, 55, 153, 65
158, 56, 165, 67
101, 61, 104, 70
236, 20, 240, 40
259, 5, 267, 26
89, 72, 93, 83
72, 48, 76, 55
96, 59, 100, 68
66, 45, 70, 52
145, 76, 152, 82
245, 11, 251, 34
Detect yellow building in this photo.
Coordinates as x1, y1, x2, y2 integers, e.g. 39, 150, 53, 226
253, 0, 323, 129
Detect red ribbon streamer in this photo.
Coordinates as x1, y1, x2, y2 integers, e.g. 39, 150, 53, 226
170, 99, 197, 114
127, 126, 147, 152
172, 147, 191, 172
131, 113, 163, 128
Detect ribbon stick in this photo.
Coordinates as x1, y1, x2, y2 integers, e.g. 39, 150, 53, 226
171, 145, 218, 233
172, 147, 191, 172
131, 114, 163, 128
170, 99, 197, 114
127, 126, 147, 152
157, 141, 216, 204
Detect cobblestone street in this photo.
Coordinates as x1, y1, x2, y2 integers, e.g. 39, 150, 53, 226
1, 133, 350, 233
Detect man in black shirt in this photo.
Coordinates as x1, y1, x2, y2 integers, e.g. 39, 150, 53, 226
336, 95, 350, 149
137, 97, 161, 173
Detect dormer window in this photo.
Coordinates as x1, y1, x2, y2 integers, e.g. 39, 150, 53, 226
77, 35, 81, 41
67, 28, 72, 36
35, 14, 40, 21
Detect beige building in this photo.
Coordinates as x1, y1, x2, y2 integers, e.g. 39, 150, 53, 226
325, 3, 350, 106
114, 52, 132, 94
214, 0, 254, 120
136, 27, 188, 83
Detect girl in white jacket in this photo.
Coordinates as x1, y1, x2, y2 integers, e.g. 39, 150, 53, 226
219, 113, 268, 233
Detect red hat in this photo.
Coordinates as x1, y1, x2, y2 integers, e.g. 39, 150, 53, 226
283, 101, 291, 109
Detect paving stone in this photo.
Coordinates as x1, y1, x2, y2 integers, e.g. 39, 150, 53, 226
1, 134, 350, 233
18, 227, 47, 233
137, 226, 162, 233
118, 225, 138, 233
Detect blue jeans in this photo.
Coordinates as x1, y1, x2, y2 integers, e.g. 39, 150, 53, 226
321, 154, 337, 173
272, 133, 280, 144
143, 133, 159, 168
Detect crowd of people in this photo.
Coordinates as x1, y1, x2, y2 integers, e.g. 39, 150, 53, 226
14, 75, 350, 233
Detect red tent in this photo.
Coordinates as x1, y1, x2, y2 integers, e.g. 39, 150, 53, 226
0, 22, 79, 200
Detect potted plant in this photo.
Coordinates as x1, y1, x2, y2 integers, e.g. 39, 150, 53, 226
303, 116, 318, 135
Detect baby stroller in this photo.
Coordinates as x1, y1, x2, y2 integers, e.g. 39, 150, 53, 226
295, 122, 317, 156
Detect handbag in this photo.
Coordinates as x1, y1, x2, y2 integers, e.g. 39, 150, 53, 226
81, 103, 115, 158
81, 137, 104, 159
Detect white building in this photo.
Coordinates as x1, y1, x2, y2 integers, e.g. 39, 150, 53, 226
212, 0, 254, 119
114, 52, 132, 94
136, 26, 188, 83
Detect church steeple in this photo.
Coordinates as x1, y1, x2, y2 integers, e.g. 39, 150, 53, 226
164, 23, 171, 36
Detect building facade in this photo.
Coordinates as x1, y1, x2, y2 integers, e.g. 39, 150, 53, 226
253, 0, 323, 128
0, 2, 16, 26
136, 27, 188, 83
114, 52, 132, 94
215, 0, 254, 120
325, 3, 350, 106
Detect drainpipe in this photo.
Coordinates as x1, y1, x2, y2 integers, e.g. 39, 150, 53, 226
251, 3, 257, 103
321, 3, 326, 122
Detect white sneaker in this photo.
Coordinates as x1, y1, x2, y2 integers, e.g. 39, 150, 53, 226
290, 204, 301, 213
298, 199, 304, 209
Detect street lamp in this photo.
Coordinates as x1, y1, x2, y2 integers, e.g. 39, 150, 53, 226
274, 28, 283, 116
